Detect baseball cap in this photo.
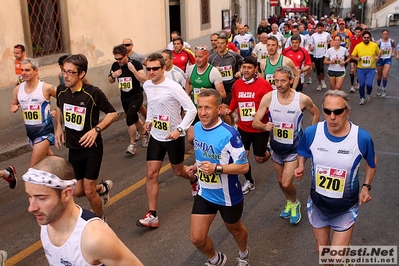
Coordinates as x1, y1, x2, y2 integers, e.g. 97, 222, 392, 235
242, 56, 257, 67
339, 21, 345, 25
284, 18, 289, 21
333, 19, 337, 23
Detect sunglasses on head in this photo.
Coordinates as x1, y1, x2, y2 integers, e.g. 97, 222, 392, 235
195, 46, 208, 51
146, 66, 162, 72
323, 107, 346, 115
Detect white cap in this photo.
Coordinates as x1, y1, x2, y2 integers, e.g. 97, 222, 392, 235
324, 15, 327, 18
284, 18, 288, 21
314, 15, 317, 19
333, 19, 337, 22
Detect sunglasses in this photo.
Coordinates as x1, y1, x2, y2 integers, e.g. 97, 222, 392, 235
146, 66, 162, 72
195, 46, 208, 51
363, 37, 370, 39
114, 57, 124, 61
323, 108, 346, 116
123, 43, 132, 47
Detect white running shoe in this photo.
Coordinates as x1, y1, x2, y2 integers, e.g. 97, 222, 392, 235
321, 80, 327, 89
381, 88, 387, 97
359, 98, 365, 105
99, 180, 114, 208
136, 212, 159, 228
366, 95, 372, 102
350, 86, 355, 93
317, 84, 322, 91
135, 131, 140, 141
126, 143, 137, 155
242, 180, 255, 195
376, 87, 382, 96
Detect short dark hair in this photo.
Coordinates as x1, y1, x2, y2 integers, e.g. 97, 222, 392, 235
146, 53, 165, 67
161, 49, 173, 59
14, 44, 25, 51
172, 36, 183, 45
112, 44, 128, 56
291, 35, 301, 42
354, 26, 363, 32
198, 89, 222, 106
63, 54, 88, 76
316, 22, 325, 28
58, 55, 69, 65
362, 30, 372, 38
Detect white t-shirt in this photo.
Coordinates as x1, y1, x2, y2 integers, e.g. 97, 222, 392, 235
252, 42, 268, 62
311, 32, 332, 58
325, 46, 349, 72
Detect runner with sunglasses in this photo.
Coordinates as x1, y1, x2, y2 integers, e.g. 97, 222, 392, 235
294, 89, 377, 260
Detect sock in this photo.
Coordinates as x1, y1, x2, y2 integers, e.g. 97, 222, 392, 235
383, 80, 388, 88
149, 210, 157, 217
3, 170, 10, 178
377, 79, 381, 87
350, 74, 354, 85
209, 252, 220, 264
239, 249, 249, 259
244, 164, 253, 183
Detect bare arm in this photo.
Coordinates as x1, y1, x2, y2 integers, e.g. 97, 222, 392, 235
82, 220, 144, 266
127, 62, 146, 83
214, 82, 226, 99
359, 155, 377, 205
285, 57, 300, 89
294, 155, 307, 181
10, 86, 20, 113
43, 83, 56, 100
252, 92, 272, 131
54, 107, 64, 149
79, 111, 117, 148
300, 94, 320, 125
185, 78, 192, 95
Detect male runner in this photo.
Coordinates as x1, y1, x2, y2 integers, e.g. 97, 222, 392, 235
24, 156, 143, 266
187, 89, 250, 266
109, 45, 149, 154
226, 56, 273, 194
10, 58, 56, 167
136, 53, 197, 228
310, 22, 331, 91
13, 44, 26, 84
55, 54, 116, 218
253, 66, 319, 225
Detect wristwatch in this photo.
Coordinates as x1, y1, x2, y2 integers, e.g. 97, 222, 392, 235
215, 164, 223, 175
95, 126, 102, 133
362, 183, 372, 191
177, 127, 183, 133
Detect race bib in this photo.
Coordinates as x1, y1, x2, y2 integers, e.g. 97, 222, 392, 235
361, 56, 372, 67
240, 42, 249, 50
315, 165, 346, 198
382, 48, 390, 55
118, 77, 133, 92
22, 104, 41, 125
260, 53, 268, 60
219, 65, 233, 81
197, 169, 220, 185
273, 122, 294, 144
317, 42, 325, 48
239, 102, 255, 121
265, 74, 276, 90
17, 75, 24, 84
63, 104, 86, 131
152, 115, 170, 132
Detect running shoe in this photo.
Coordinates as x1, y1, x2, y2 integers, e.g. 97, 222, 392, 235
307, 77, 312, 84
381, 88, 387, 97
376, 87, 382, 96
366, 95, 372, 102
191, 179, 198, 197
242, 180, 255, 195
205, 252, 227, 266
236, 248, 250, 266
359, 98, 365, 105
290, 201, 301, 225
99, 180, 113, 208
316, 84, 322, 91
142, 132, 149, 148
350, 86, 355, 93
136, 212, 159, 228
126, 143, 137, 155
4, 166, 17, 189
321, 80, 327, 89
0, 250, 7, 266
355, 82, 359, 89
280, 200, 292, 219
135, 131, 140, 141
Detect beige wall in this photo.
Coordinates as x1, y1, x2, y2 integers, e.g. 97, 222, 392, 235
0, 0, 234, 130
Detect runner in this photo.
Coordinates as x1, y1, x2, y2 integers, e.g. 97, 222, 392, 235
376, 29, 396, 97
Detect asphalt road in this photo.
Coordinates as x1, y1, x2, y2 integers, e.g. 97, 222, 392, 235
1, 29, 399, 266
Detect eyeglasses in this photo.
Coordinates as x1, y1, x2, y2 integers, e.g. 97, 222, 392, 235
363, 37, 370, 39
146, 66, 162, 72
123, 44, 132, 47
323, 107, 346, 116
61, 69, 78, 76
114, 57, 124, 61
195, 46, 208, 51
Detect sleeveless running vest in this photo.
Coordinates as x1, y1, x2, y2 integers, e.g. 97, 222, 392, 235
379, 38, 393, 59
264, 55, 284, 90
190, 64, 215, 106
18, 81, 54, 141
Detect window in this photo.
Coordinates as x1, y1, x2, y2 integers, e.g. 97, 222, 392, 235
201, 0, 211, 29
27, 0, 64, 57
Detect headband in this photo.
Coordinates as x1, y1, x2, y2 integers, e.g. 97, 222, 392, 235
23, 168, 77, 189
